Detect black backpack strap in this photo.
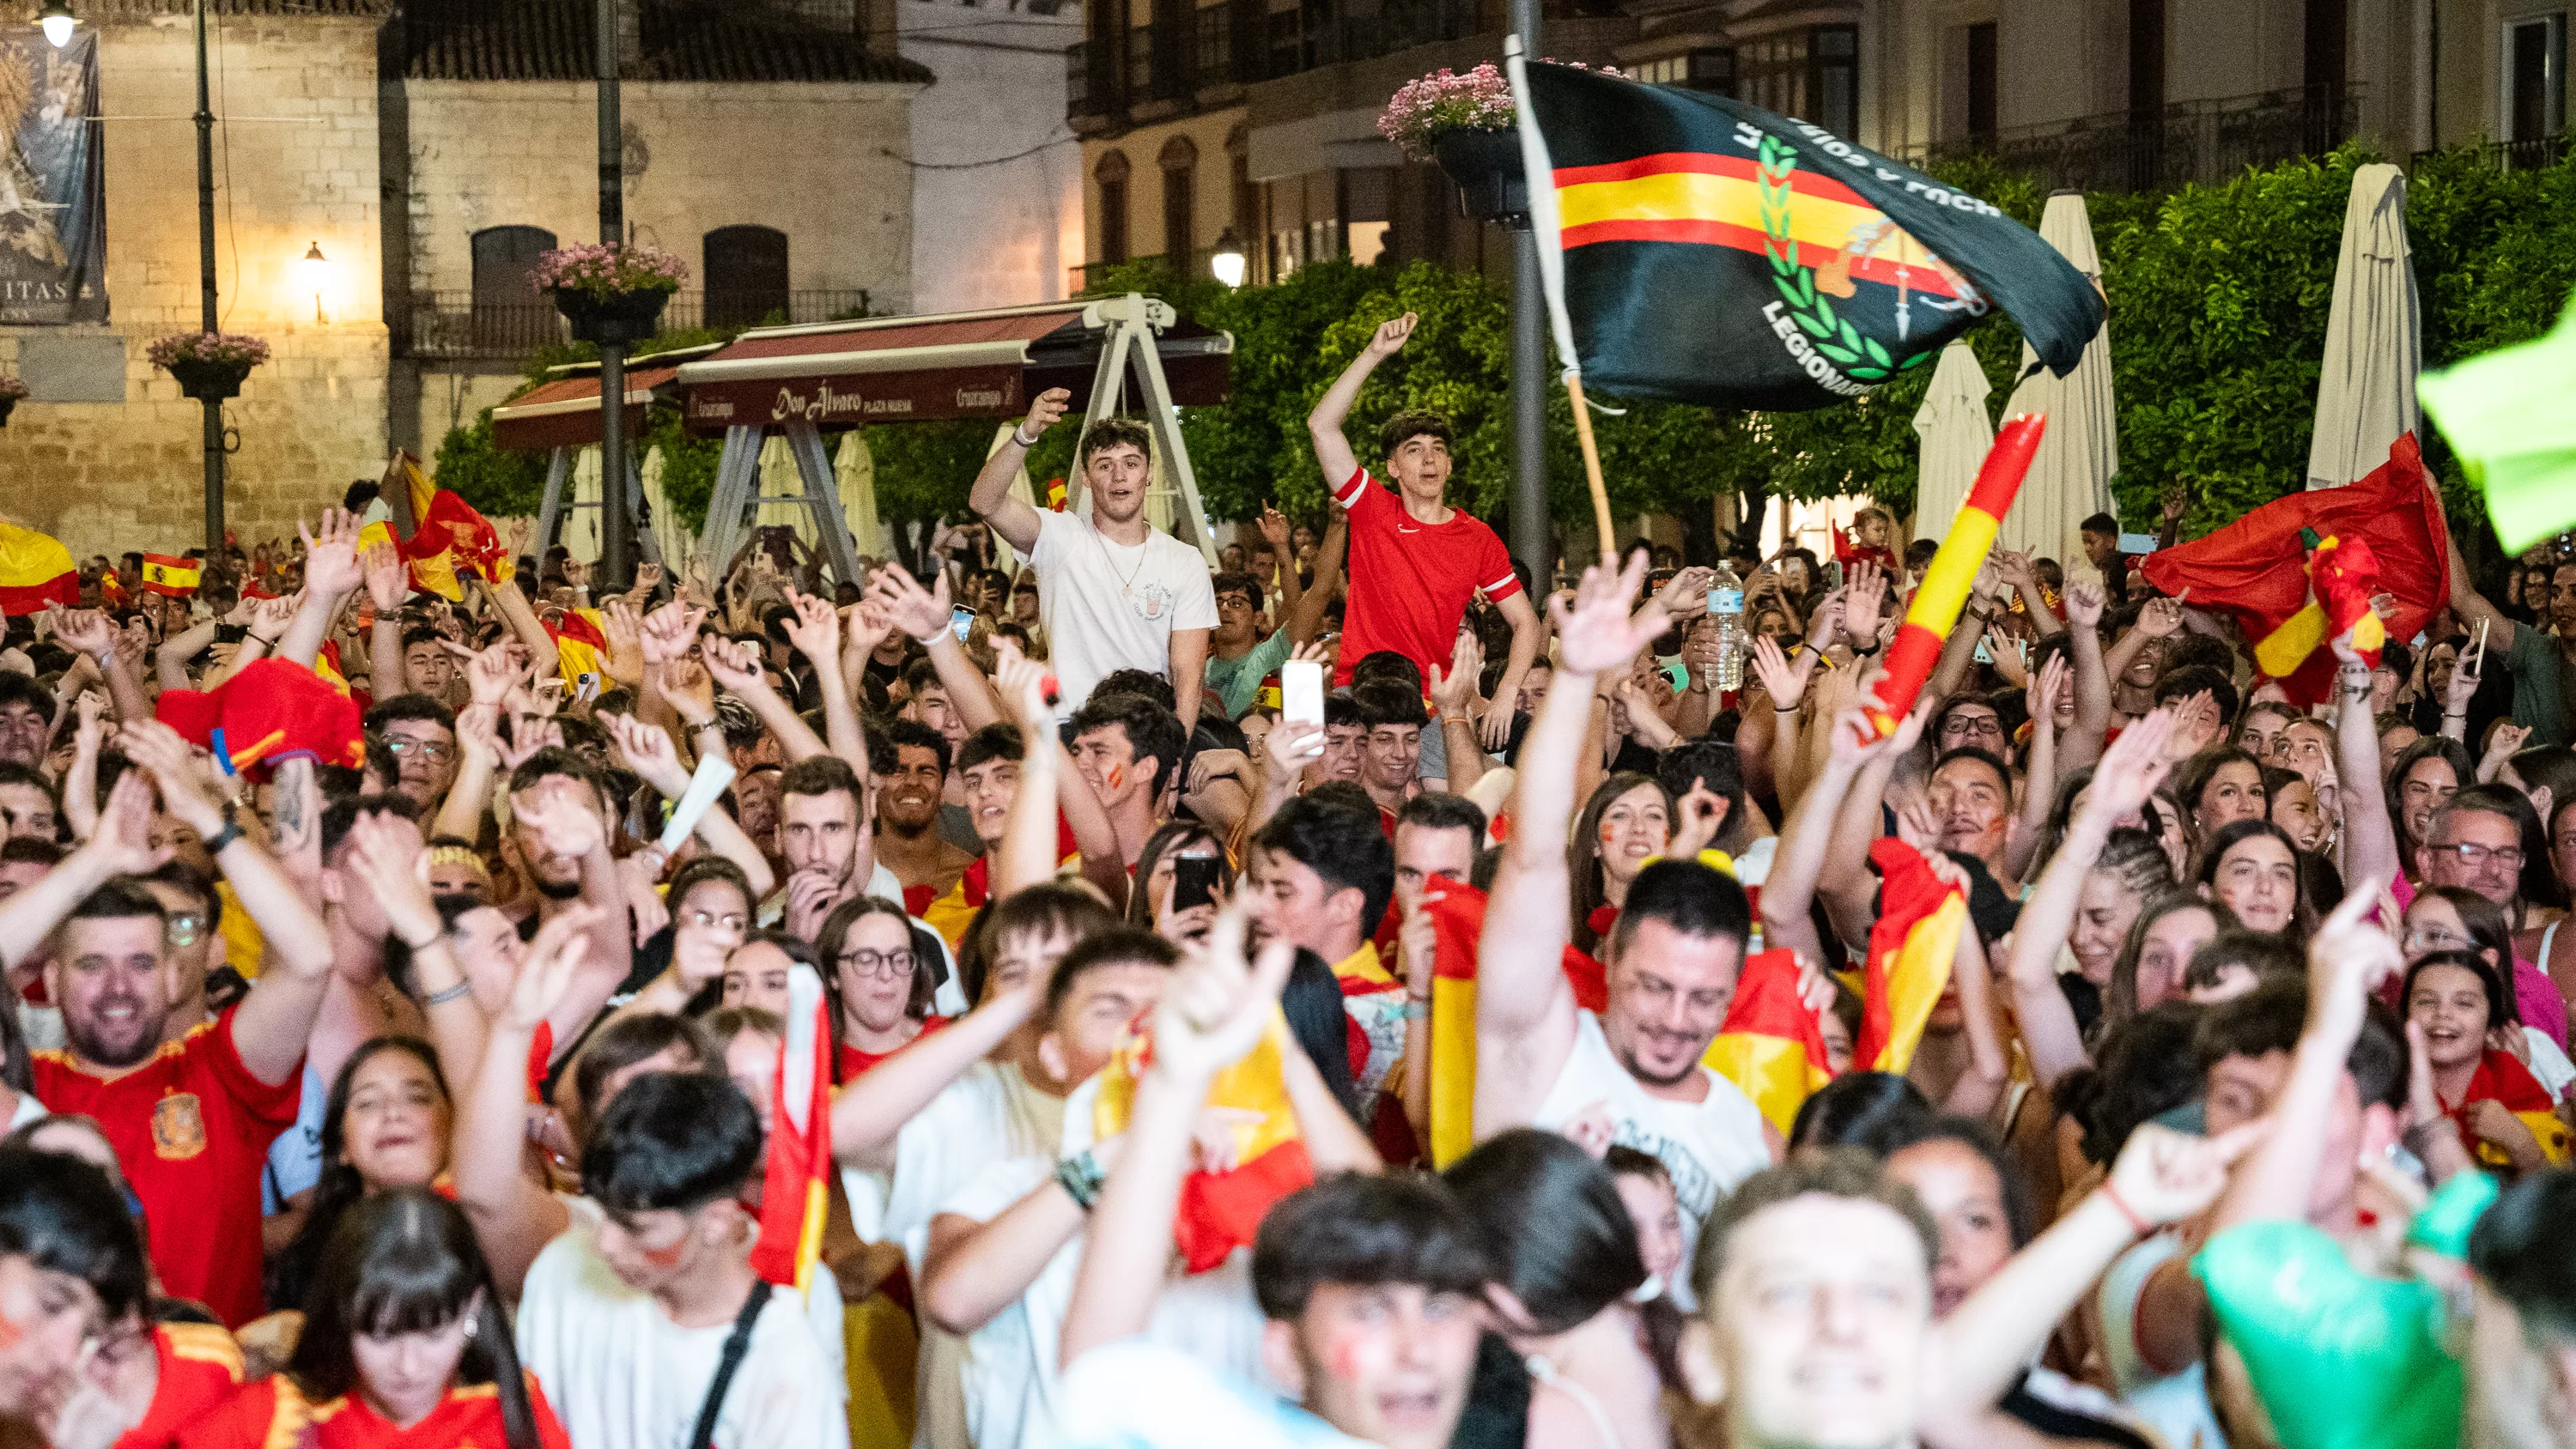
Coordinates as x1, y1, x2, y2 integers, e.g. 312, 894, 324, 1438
685, 1276, 774, 1449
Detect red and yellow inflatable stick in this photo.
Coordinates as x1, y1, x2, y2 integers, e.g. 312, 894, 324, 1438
1865, 414, 2048, 737
2251, 532, 2385, 682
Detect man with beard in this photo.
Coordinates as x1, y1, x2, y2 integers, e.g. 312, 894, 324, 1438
769, 755, 902, 939
2450, 530, 2576, 747
0, 664, 60, 774
495, 749, 639, 1057
969, 386, 1217, 722
1474, 558, 1777, 1287
874, 719, 975, 918
0, 732, 333, 1327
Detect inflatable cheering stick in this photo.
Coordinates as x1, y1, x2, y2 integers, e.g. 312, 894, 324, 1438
1865, 413, 2048, 738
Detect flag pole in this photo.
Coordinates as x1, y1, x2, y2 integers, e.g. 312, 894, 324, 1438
1565, 375, 1615, 565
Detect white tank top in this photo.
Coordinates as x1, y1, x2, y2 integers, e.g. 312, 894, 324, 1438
1531, 1011, 1771, 1274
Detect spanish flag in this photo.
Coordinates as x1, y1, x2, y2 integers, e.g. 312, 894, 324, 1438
1704, 949, 1835, 1137
1421, 880, 1609, 1168
1094, 1009, 1313, 1273
1853, 838, 1966, 1075
2144, 434, 2448, 707
2455, 1049, 2573, 1170
1045, 477, 1068, 512
0, 520, 78, 616
1510, 58, 2103, 411
751, 964, 835, 1295
546, 607, 609, 684
361, 452, 514, 603
142, 554, 200, 597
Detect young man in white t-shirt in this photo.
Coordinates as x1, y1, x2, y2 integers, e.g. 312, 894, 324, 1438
1473, 557, 1783, 1282
971, 386, 1218, 720
516, 1070, 848, 1449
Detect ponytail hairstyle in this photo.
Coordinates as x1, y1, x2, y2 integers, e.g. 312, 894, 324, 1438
287, 1187, 541, 1449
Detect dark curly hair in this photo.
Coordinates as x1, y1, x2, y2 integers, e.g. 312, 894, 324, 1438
1377, 409, 1453, 459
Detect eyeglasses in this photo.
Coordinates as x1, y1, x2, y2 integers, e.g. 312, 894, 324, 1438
1941, 716, 2005, 740
384, 737, 455, 761
165, 912, 208, 948
2428, 841, 2524, 870
839, 948, 916, 979
683, 908, 749, 933
2403, 925, 2470, 955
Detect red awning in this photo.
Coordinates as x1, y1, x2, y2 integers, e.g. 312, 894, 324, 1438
489, 361, 689, 452
674, 299, 1230, 436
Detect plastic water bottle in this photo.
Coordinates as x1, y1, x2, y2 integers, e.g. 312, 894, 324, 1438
1708, 561, 1746, 692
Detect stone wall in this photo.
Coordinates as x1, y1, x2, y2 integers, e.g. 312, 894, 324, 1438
402, 79, 920, 304
900, 0, 1083, 312
0, 14, 389, 561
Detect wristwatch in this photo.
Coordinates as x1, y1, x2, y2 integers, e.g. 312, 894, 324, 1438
201, 803, 244, 856
1054, 1149, 1106, 1210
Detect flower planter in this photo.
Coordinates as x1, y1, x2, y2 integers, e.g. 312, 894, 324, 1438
555, 288, 671, 346
1434, 128, 1529, 228
168, 357, 255, 402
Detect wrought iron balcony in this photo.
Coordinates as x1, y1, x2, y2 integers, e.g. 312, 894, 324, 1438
1904, 84, 2362, 193
398, 288, 874, 361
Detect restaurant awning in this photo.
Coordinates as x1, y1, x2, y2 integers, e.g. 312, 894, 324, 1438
488, 346, 721, 452
673, 298, 1231, 435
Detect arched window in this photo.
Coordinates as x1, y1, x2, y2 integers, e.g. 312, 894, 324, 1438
1158, 136, 1198, 268
703, 226, 792, 329
470, 225, 557, 351
1096, 150, 1132, 264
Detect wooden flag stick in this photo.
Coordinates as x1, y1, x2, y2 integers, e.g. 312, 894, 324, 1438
1565, 373, 1616, 565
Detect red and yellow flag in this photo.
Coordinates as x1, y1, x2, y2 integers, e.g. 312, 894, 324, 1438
361, 452, 514, 603
1703, 949, 1835, 1137
545, 607, 609, 684
1867, 417, 2043, 737
1095, 1009, 1312, 1273
1420, 880, 1611, 1168
1045, 477, 1068, 512
2456, 1050, 2573, 1170
1854, 838, 1967, 1075
142, 553, 201, 597
750, 965, 835, 1295
0, 520, 78, 616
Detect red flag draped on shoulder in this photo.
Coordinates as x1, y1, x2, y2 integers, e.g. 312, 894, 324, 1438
1856, 839, 1966, 1074
1419, 880, 1611, 1168
0, 520, 79, 615
1704, 949, 1834, 1137
2141, 434, 2449, 706
750, 965, 833, 1294
1095, 1010, 1312, 1273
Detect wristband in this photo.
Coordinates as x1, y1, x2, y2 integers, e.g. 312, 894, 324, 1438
247, 632, 276, 648
1054, 1149, 1106, 1210
423, 979, 473, 1007
2099, 1181, 2153, 1237
200, 805, 244, 856
1404, 998, 1431, 1020
1013, 424, 1044, 448
1773, 704, 1799, 714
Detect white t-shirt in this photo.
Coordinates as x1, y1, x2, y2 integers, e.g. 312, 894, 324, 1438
2095, 1230, 2229, 1449
1056, 1341, 1365, 1449
515, 1199, 850, 1449
1028, 508, 1217, 712
1532, 1010, 1771, 1295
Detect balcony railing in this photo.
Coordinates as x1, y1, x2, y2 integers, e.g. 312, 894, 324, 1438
398, 289, 873, 361
1072, 0, 1474, 122
1905, 84, 2361, 193
2412, 133, 2569, 173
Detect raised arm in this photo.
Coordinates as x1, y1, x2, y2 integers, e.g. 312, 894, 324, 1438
1481, 590, 1544, 751
46, 609, 151, 727
1286, 506, 1350, 645
1475, 554, 1670, 1137
451, 908, 588, 1294
362, 544, 410, 699
969, 389, 1064, 555
600, 712, 775, 901
2330, 631, 2403, 892
702, 634, 828, 763
0, 773, 169, 971
1428, 631, 1489, 798
277, 510, 365, 669
155, 614, 219, 696
779, 587, 864, 770
473, 573, 562, 683
872, 567, 1003, 731
1305, 312, 1415, 493
1995, 549, 2062, 637
2002, 652, 2068, 886
345, 814, 487, 1090
2060, 583, 2112, 770
123, 721, 331, 1087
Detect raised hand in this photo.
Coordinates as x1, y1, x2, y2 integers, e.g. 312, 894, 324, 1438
362, 543, 409, 611
299, 508, 366, 599
1841, 560, 1888, 646
2026, 651, 2071, 735
1668, 781, 1727, 858
657, 655, 716, 725
505, 905, 598, 1033
1747, 633, 1814, 713
841, 600, 895, 666
1656, 566, 1716, 621
866, 563, 953, 643
118, 719, 226, 838
2102, 1119, 2267, 1228
699, 634, 769, 694
88, 771, 174, 876
1428, 629, 1485, 723
343, 813, 441, 949
2084, 707, 2175, 822
1266, 718, 1324, 778
599, 711, 690, 797
1151, 904, 1296, 1086
248, 591, 297, 641
778, 589, 841, 665
633, 561, 664, 597
454, 702, 505, 770
1548, 551, 1668, 676
992, 638, 1056, 731
46, 606, 116, 660
1255, 505, 1292, 554
2136, 595, 2184, 639
513, 779, 604, 864
495, 715, 563, 771
2308, 882, 2401, 1045
452, 637, 520, 706
562, 557, 588, 591
2065, 580, 2105, 629
640, 598, 706, 668
1019, 386, 1072, 440
1993, 549, 2038, 591
598, 598, 645, 685
2446, 646, 2483, 716
1363, 312, 1419, 359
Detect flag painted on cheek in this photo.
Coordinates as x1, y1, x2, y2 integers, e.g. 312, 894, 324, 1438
1516, 61, 2104, 410
1854, 839, 1965, 1075
1703, 948, 1834, 1137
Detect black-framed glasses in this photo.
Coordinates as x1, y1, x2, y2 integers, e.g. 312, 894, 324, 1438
384, 737, 455, 761
2429, 841, 2524, 870
839, 948, 916, 979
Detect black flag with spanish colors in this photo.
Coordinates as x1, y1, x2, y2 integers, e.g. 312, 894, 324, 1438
1514, 58, 2105, 410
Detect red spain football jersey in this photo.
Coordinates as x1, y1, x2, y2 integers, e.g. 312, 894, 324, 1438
180, 1372, 571, 1449
113, 1322, 245, 1449
33, 1009, 302, 1327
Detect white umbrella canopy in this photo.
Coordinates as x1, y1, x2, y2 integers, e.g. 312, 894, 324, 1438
2306, 161, 2421, 489
1999, 191, 2117, 570
1913, 341, 1995, 537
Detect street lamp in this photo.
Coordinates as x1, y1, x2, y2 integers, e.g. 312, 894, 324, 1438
299, 241, 329, 323
1209, 227, 1247, 288
39, 0, 75, 47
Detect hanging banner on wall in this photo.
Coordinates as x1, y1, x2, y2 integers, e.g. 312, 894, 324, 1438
0, 28, 107, 324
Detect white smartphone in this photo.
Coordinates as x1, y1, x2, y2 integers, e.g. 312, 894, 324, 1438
1282, 659, 1326, 731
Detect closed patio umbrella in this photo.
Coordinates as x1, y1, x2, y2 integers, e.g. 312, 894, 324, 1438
2306, 161, 2421, 490
1999, 191, 2117, 570
1912, 341, 1994, 537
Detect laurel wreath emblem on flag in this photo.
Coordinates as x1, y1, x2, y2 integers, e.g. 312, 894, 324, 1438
1755, 135, 1914, 384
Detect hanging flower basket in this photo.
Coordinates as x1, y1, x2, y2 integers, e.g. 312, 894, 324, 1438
535, 243, 687, 345
148, 332, 270, 402
1433, 127, 1530, 227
